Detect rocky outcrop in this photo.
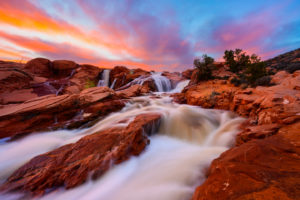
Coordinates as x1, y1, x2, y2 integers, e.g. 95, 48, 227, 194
1, 113, 161, 196
182, 70, 300, 199
0, 59, 104, 104
0, 87, 124, 139
182, 69, 194, 79
109, 66, 150, 89
24, 58, 52, 78
162, 71, 185, 88
192, 122, 300, 200
266, 48, 300, 73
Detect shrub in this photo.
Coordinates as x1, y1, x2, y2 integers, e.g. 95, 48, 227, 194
255, 76, 272, 86
193, 54, 214, 81
245, 61, 267, 85
224, 49, 250, 73
223, 49, 268, 87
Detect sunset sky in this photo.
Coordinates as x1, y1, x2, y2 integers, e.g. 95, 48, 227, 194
0, 0, 299, 71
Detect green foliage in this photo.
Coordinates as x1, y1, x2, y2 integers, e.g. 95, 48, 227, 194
223, 49, 250, 73
84, 79, 96, 89
193, 54, 215, 81
245, 61, 267, 85
224, 49, 267, 87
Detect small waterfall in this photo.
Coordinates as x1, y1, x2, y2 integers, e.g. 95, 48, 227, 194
97, 69, 111, 87
110, 78, 117, 89
121, 72, 172, 92
151, 72, 172, 92
170, 80, 190, 93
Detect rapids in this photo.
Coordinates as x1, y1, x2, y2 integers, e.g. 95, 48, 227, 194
0, 80, 244, 200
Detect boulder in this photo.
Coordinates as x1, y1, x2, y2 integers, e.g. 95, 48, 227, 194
64, 64, 103, 94
0, 64, 33, 93
24, 58, 52, 77
52, 60, 78, 77
116, 85, 143, 98
1, 114, 161, 195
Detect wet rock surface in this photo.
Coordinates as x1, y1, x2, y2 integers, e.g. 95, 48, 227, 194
181, 70, 300, 199
0, 113, 161, 196
0, 87, 124, 139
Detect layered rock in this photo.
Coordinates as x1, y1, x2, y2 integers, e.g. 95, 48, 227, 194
192, 122, 300, 200
181, 70, 300, 199
0, 87, 124, 139
1, 113, 161, 196
0, 59, 104, 104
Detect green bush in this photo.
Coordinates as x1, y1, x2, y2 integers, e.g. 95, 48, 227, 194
223, 49, 250, 73
245, 61, 267, 85
255, 76, 272, 86
224, 49, 267, 87
193, 54, 214, 81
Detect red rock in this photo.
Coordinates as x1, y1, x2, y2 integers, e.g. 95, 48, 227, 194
24, 58, 52, 77
180, 69, 300, 199
116, 84, 143, 98
0, 64, 33, 93
64, 64, 103, 94
52, 60, 78, 77
182, 69, 194, 79
0, 87, 123, 139
109, 66, 130, 89
0, 113, 161, 195
109, 66, 151, 89
192, 122, 300, 200
0, 89, 38, 104
162, 71, 185, 88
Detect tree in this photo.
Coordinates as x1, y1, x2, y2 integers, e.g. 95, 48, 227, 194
193, 54, 214, 81
223, 49, 250, 72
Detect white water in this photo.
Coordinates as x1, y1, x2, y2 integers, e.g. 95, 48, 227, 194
0, 94, 244, 200
151, 72, 172, 92
121, 72, 172, 92
110, 78, 117, 89
97, 69, 110, 87
170, 80, 190, 93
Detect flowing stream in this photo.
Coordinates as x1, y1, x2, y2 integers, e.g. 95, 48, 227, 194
0, 79, 244, 200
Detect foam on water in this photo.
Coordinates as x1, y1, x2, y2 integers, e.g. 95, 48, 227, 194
0, 93, 244, 200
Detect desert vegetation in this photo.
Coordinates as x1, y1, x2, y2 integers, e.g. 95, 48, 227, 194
194, 49, 271, 87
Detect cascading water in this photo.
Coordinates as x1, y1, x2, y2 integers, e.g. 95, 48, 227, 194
151, 72, 172, 92
170, 80, 190, 93
97, 69, 111, 87
121, 72, 172, 92
0, 93, 244, 200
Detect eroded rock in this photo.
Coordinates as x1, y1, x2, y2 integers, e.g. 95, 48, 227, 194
1, 113, 161, 196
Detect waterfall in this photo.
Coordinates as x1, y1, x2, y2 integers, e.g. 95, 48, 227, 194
110, 78, 117, 89
0, 95, 244, 200
151, 72, 172, 92
170, 80, 190, 93
121, 72, 172, 92
97, 69, 111, 87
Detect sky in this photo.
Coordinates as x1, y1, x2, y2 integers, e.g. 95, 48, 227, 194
0, 0, 299, 71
